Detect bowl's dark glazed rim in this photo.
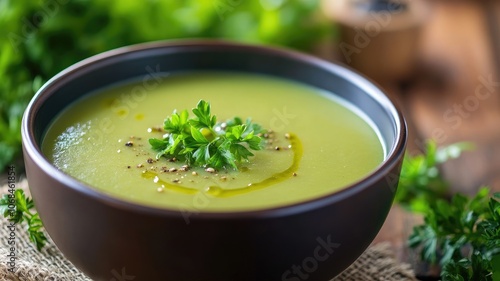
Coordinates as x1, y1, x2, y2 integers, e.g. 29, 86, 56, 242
22, 39, 407, 219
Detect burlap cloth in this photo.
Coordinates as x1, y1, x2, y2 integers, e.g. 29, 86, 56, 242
0, 180, 417, 281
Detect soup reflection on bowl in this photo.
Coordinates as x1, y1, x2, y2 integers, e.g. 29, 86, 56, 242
22, 40, 407, 281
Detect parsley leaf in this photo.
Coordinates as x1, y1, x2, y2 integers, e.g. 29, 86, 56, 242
0, 189, 47, 251
149, 100, 266, 170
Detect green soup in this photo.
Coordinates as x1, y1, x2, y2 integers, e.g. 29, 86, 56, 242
42, 72, 384, 212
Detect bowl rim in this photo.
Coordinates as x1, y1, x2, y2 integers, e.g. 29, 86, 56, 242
22, 39, 407, 219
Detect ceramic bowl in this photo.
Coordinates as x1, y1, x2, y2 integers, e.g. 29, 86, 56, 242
22, 40, 407, 281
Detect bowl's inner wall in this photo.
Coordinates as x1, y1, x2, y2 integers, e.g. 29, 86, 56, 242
33, 45, 397, 156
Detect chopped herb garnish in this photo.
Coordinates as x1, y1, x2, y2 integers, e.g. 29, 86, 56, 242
149, 100, 266, 170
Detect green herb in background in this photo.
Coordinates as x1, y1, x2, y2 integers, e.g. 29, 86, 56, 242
150, 100, 266, 170
395, 140, 474, 213
397, 140, 500, 280
0, 189, 47, 251
0, 0, 333, 172
409, 189, 500, 281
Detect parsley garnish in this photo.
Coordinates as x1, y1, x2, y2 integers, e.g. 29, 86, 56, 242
149, 100, 266, 170
0, 189, 47, 251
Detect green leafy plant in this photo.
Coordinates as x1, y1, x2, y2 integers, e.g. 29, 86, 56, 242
409, 189, 500, 280
397, 140, 500, 280
0, 189, 47, 251
395, 140, 473, 212
150, 100, 266, 170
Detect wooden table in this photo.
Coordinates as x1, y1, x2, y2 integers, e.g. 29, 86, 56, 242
325, 0, 500, 278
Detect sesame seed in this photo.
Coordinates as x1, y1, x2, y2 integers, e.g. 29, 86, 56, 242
168, 167, 177, 173
205, 167, 216, 173
192, 171, 198, 176
157, 187, 164, 192
147, 158, 154, 164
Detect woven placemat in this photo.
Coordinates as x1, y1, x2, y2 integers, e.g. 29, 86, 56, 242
0, 180, 417, 281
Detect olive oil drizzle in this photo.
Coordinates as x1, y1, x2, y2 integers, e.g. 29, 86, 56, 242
142, 133, 303, 197
141, 171, 198, 195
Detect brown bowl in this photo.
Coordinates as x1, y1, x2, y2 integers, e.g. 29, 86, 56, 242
22, 40, 407, 281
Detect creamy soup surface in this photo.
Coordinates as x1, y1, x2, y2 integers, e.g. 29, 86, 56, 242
43, 72, 385, 211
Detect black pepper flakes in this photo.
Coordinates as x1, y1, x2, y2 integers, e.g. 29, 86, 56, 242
125, 141, 134, 147
147, 158, 154, 164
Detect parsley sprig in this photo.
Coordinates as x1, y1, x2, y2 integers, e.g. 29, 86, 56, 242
395, 140, 473, 213
0, 189, 47, 251
397, 140, 500, 280
149, 100, 266, 170
409, 188, 500, 280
